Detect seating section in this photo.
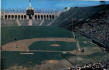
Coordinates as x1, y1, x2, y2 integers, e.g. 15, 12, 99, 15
73, 7, 109, 49
1, 19, 53, 26
52, 4, 109, 49
1, 19, 18, 26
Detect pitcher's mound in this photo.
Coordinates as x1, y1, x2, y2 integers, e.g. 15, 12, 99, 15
50, 44, 61, 47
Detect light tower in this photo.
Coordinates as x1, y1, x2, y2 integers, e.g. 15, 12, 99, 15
26, 0, 34, 19
26, 0, 34, 26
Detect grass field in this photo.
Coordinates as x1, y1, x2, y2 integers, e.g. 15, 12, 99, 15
1, 26, 73, 45
1, 26, 109, 70
29, 41, 77, 51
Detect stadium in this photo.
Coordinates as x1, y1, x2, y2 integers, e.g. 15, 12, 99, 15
1, 0, 109, 70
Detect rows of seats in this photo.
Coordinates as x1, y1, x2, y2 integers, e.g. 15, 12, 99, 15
1, 19, 18, 26
52, 4, 109, 49
68, 62, 109, 70
74, 9, 109, 48
1, 19, 53, 26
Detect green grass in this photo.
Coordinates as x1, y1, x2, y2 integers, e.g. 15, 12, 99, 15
2, 51, 109, 69
1, 51, 75, 68
1, 26, 73, 45
1, 26, 109, 69
29, 41, 77, 51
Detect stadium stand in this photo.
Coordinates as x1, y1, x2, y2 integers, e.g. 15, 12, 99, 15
52, 4, 109, 50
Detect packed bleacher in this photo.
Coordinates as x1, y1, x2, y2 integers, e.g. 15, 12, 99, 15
1, 19, 18, 26
67, 61, 109, 70
1, 19, 53, 26
74, 7, 109, 50
52, 4, 109, 50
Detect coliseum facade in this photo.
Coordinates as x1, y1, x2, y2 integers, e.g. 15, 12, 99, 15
2, 10, 59, 20
1, 9, 61, 26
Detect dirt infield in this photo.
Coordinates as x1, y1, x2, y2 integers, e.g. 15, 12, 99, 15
1, 38, 76, 51
1, 37, 102, 56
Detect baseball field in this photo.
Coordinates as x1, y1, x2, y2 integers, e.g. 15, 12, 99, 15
1, 26, 109, 70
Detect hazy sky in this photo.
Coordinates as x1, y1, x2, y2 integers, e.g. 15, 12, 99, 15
2, 0, 109, 10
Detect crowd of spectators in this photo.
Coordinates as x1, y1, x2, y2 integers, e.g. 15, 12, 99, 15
74, 10, 109, 49
67, 62, 109, 70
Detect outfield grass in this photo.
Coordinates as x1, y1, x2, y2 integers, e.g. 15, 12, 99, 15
1, 26, 73, 45
1, 51, 75, 68
2, 51, 109, 69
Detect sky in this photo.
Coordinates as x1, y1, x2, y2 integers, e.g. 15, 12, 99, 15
1, 0, 109, 11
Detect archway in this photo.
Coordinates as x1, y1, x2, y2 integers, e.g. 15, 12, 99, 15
8, 15, 10, 19
15, 15, 17, 19
44, 15, 46, 19
41, 15, 43, 19
38, 15, 40, 20
47, 15, 49, 20
21, 15, 23, 19
35, 15, 37, 19
11, 15, 14, 19
5, 15, 7, 19
24, 15, 26, 19
52, 15, 55, 19
18, 15, 20, 19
